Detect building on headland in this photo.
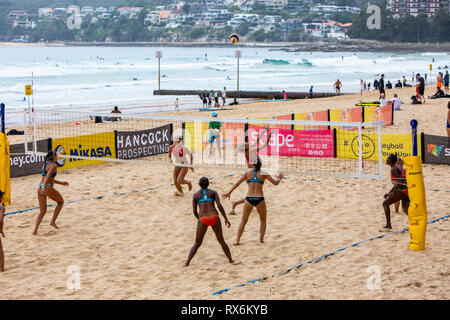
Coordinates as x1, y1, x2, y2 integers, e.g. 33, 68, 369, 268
257, 0, 288, 10
389, 0, 449, 16
7, 11, 28, 19
310, 5, 361, 16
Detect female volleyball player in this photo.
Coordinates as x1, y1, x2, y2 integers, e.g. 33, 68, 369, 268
169, 135, 194, 196
33, 150, 69, 235
230, 124, 273, 214
381, 154, 409, 231
223, 157, 283, 245
0, 190, 5, 238
393, 156, 405, 214
183, 177, 233, 267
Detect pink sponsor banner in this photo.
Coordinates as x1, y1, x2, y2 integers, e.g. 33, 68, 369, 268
248, 125, 334, 158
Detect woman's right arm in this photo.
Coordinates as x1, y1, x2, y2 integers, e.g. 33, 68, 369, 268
223, 174, 247, 199
265, 172, 284, 186
168, 145, 173, 162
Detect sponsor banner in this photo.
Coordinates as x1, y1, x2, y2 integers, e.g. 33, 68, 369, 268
336, 130, 421, 161
9, 139, 51, 178
183, 121, 209, 151
116, 124, 172, 160
248, 125, 334, 157
363, 103, 393, 126
423, 134, 450, 165
293, 110, 329, 130
329, 107, 363, 130
222, 122, 245, 147
52, 132, 116, 170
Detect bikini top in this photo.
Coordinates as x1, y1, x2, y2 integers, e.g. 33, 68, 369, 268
391, 164, 406, 188
42, 161, 57, 178
197, 189, 215, 204
247, 169, 264, 185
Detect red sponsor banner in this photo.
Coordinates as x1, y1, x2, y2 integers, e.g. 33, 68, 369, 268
364, 102, 393, 126
248, 125, 334, 158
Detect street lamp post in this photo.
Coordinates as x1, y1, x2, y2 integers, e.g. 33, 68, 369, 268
156, 50, 162, 91
235, 50, 241, 97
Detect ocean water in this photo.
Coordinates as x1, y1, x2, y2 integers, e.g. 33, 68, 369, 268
0, 46, 448, 124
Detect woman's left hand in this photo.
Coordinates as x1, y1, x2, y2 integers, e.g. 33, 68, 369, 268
62, 181, 69, 186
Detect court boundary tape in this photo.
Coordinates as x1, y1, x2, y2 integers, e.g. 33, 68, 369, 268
4, 174, 237, 217
209, 213, 450, 296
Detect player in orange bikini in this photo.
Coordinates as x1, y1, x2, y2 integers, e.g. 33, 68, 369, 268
183, 177, 233, 267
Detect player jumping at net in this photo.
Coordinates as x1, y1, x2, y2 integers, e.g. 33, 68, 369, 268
223, 156, 283, 245
381, 153, 409, 232
34, 150, 69, 235
169, 135, 194, 196
183, 177, 233, 267
230, 123, 273, 214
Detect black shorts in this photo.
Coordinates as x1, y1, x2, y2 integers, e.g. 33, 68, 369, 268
419, 85, 425, 95
379, 88, 385, 94
445, 82, 449, 87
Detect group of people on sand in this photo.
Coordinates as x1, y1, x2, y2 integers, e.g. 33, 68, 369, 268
199, 87, 227, 108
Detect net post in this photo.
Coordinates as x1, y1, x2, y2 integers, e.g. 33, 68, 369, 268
333, 128, 337, 158
410, 119, 418, 156
23, 108, 29, 154
420, 132, 425, 163
377, 122, 383, 179
358, 122, 363, 177
0, 103, 5, 134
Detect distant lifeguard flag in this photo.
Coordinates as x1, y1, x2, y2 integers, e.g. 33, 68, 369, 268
25, 85, 32, 96
229, 34, 239, 44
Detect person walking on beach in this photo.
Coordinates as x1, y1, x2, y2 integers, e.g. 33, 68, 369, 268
221, 87, 227, 107
360, 79, 364, 96
380, 154, 409, 232
34, 150, 69, 235
183, 177, 233, 267
208, 112, 222, 158
200, 90, 208, 108
378, 74, 385, 99
416, 73, 426, 103
214, 89, 219, 107
175, 98, 180, 112
444, 70, 449, 94
223, 157, 283, 245
169, 135, 194, 196
334, 79, 342, 94
309, 86, 313, 98
373, 79, 379, 91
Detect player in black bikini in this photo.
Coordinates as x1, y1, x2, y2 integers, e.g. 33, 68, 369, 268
223, 157, 283, 245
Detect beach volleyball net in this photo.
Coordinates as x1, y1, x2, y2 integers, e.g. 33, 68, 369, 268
23, 109, 383, 179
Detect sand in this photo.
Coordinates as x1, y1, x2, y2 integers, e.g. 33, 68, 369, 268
0, 86, 449, 300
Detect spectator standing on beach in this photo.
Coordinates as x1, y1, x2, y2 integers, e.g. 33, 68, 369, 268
208, 90, 213, 108
175, 98, 180, 112
373, 79, 379, 91
392, 93, 401, 110
412, 72, 415, 84
214, 90, 219, 107
368, 82, 371, 91
334, 79, 342, 94
416, 73, 426, 104
360, 79, 364, 96
425, 73, 427, 83
444, 70, 449, 94
309, 86, 313, 98
200, 90, 208, 108
379, 74, 385, 99
283, 90, 287, 99
437, 72, 443, 92
402, 76, 407, 87
221, 87, 227, 107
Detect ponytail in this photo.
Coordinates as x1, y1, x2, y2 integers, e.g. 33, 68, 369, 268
254, 156, 262, 172
45, 150, 56, 162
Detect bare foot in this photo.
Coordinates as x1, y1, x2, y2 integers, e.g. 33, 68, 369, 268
229, 209, 236, 215
182, 262, 189, 267
50, 222, 59, 229
0, 232, 5, 238
230, 260, 242, 265
32, 231, 38, 236
379, 226, 392, 232
233, 241, 240, 246
174, 191, 184, 196
231, 201, 239, 210
260, 240, 265, 244
187, 181, 193, 192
